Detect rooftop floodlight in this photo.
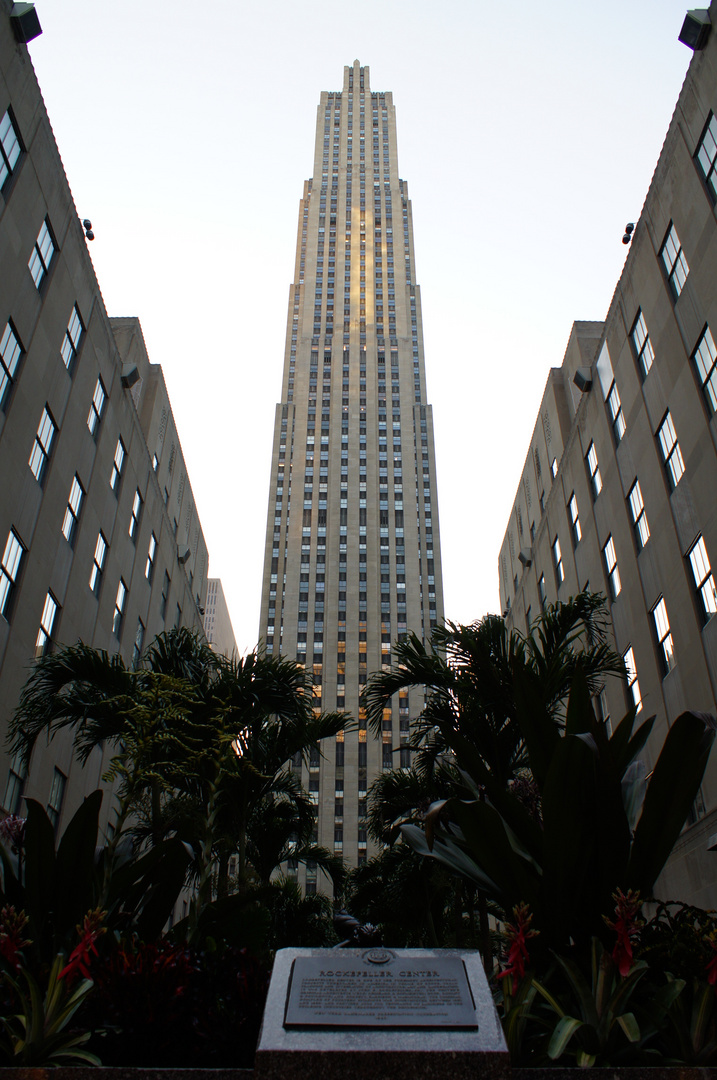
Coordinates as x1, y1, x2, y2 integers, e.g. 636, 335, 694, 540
120, 363, 140, 389
573, 367, 593, 393
679, 9, 711, 50
518, 548, 533, 568
622, 222, 635, 245
10, 2, 42, 43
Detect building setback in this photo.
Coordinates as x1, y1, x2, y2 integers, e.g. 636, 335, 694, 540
258, 61, 444, 889
0, 2, 208, 838
499, 8, 717, 908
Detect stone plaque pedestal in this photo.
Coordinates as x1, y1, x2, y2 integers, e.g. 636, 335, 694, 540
254, 948, 509, 1080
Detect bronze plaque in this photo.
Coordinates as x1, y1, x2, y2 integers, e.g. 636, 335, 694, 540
284, 948, 477, 1029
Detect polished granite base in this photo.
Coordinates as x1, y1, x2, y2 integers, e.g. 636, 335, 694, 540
254, 948, 510, 1080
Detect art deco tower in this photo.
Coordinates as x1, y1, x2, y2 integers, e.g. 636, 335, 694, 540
259, 61, 444, 891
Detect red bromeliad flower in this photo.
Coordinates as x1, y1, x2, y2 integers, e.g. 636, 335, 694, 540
604, 888, 643, 977
58, 908, 106, 984
497, 901, 538, 994
0, 905, 31, 970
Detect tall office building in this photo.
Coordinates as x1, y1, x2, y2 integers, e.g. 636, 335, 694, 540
258, 61, 444, 889
498, 9, 717, 908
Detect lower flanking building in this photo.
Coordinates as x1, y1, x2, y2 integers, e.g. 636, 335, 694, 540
204, 578, 238, 659
258, 61, 445, 889
0, 2, 208, 837
499, 7, 717, 908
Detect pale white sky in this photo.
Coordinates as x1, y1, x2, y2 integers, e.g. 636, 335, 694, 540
28, 0, 693, 653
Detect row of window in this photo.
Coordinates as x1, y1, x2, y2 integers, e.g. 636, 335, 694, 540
1, 302, 85, 420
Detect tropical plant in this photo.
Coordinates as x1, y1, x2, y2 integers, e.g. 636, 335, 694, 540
362, 594, 633, 962
363, 592, 625, 789
411, 670, 714, 955
0, 951, 99, 1066
636, 901, 717, 1063
0, 794, 189, 956
76, 937, 269, 1068
9, 630, 351, 914
363, 593, 715, 959
532, 939, 657, 1066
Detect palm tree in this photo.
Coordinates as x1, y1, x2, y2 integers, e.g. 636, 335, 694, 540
9, 631, 350, 905
363, 591, 625, 792
361, 592, 628, 965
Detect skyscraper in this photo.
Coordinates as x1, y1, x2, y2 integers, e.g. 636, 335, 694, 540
258, 61, 444, 889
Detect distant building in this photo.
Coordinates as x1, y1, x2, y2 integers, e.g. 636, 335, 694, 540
499, 9, 717, 908
258, 62, 445, 886
204, 579, 237, 659
0, 2, 208, 836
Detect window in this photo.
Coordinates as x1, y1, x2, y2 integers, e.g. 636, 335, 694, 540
0, 529, 24, 619
35, 592, 58, 656
552, 536, 565, 584
693, 326, 717, 415
0, 108, 21, 191
652, 597, 675, 674
145, 533, 157, 582
631, 310, 654, 378
113, 579, 127, 637
696, 112, 717, 201
657, 411, 685, 489
586, 441, 602, 498
87, 378, 106, 436
132, 618, 145, 668
89, 531, 107, 595
28, 219, 55, 288
160, 571, 170, 618
538, 573, 546, 612
29, 406, 56, 482
62, 475, 84, 544
687, 535, 717, 621
60, 305, 83, 371
129, 489, 142, 540
3, 750, 26, 815
627, 480, 650, 549
47, 768, 66, 831
568, 493, 582, 546
603, 535, 621, 599
623, 647, 642, 713
607, 381, 626, 442
595, 687, 610, 733
110, 438, 125, 491
551, 457, 558, 479
0, 321, 22, 410
175, 602, 182, 630
660, 223, 689, 298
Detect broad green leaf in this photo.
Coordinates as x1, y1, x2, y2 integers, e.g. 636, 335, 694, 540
449, 799, 542, 912
441, 731, 543, 862
548, 1015, 583, 1060
400, 823, 499, 894
628, 711, 715, 893
617, 1011, 640, 1043
55, 790, 102, 938
23, 800, 56, 938
552, 951, 600, 1029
